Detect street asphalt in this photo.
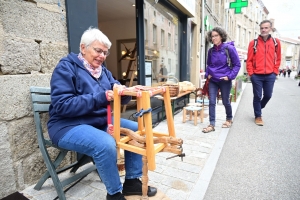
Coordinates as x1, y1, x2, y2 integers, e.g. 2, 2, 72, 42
204, 75, 300, 200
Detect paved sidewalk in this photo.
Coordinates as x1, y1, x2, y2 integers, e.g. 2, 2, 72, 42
22, 84, 245, 200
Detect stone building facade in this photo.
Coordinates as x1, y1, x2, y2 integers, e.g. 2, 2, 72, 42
0, 0, 69, 198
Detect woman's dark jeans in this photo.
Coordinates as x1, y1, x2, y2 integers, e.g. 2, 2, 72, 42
208, 79, 233, 126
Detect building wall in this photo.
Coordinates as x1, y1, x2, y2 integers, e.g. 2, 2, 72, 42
200, 0, 267, 78
0, 0, 69, 198
279, 39, 300, 70
189, 0, 201, 88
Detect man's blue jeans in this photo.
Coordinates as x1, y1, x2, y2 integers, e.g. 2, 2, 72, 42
250, 73, 276, 118
208, 79, 233, 126
58, 118, 142, 195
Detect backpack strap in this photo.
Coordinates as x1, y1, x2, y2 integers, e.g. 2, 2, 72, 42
254, 37, 278, 54
224, 46, 232, 69
272, 37, 278, 53
253, 39, 258, 54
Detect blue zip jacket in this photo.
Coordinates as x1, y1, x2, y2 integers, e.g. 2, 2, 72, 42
47, 52, 131, 145
205, 42, 241, 82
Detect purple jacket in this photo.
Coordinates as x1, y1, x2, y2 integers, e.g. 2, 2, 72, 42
205, 42, 241, 82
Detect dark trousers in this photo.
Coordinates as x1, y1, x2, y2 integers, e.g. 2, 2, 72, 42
208, 79, 233, 126
250, 73, 276, 118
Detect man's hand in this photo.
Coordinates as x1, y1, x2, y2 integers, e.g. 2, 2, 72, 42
208, 75, 212, 79
220, 76, 229, 81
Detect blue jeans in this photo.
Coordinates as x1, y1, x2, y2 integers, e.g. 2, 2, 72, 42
250, 73, 276, 118
208, 80, 233, 126
58, 118, 142, 195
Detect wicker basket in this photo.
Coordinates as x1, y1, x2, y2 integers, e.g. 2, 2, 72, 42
163, 76, 179, 97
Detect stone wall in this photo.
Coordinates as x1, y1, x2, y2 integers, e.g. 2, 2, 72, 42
0, 0, 69, 198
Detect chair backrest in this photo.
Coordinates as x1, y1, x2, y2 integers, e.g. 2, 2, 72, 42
30, 86, 52, 146
30, 86, 51, 112
29, 86, 98, 199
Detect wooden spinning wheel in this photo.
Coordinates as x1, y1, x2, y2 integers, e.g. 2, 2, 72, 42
113, 86, 184, 199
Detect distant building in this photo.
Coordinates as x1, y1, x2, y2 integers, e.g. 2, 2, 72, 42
278, 37, 300, 71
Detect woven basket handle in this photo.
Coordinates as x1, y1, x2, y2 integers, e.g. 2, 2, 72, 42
165, 76, 179, 85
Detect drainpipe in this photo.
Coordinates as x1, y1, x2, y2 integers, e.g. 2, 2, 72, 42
200, 0, 205, 74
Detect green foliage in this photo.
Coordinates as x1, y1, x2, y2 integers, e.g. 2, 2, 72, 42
236, 75, 248, 82
294, 75, 300, 79
230, 87, 236, 102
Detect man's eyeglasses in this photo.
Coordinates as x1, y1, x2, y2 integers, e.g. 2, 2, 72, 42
92, 47, 110, 56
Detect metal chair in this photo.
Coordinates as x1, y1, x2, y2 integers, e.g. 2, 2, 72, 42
30, 86, 97, 200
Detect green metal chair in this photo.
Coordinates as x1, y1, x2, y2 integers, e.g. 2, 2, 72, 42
30, 86, 97, 200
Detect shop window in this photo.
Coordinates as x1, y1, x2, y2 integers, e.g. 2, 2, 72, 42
145, 0, 180, 83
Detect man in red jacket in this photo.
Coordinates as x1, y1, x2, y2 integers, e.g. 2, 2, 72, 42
246, 20, 281, 126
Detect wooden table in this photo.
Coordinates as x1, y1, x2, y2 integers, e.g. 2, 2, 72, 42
155, 91, 192, 120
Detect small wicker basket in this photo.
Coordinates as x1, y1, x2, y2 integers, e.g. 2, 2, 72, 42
163, 76, 179, 97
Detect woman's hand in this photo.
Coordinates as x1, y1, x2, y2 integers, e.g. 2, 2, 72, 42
220, 76, 228, 81
113, 84, 126, 90
106, 90, 114, 101
208, 75, 212, 79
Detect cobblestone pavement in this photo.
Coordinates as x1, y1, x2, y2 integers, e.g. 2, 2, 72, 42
22, 86, 244, 200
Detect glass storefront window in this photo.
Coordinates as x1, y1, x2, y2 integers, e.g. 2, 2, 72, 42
144, 0, 180, 85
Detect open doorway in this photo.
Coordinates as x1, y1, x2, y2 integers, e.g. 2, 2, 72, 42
117, 39, 137, 87
97, 0, 136, 80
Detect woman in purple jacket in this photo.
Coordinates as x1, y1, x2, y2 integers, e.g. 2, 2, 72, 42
202, 27, 241, 133
48, 27, 157, 200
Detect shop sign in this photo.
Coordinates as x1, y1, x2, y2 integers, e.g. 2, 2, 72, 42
204, 16, 213, 31
236, 48, 248, 60
229, 0, 248, 14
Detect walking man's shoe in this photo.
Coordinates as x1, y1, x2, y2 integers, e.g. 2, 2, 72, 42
255, 117, 263, 126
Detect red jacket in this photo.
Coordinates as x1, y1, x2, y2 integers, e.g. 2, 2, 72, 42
246, 35, 281, 76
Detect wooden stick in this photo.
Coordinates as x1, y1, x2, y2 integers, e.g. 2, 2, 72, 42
141, 156, 149, 200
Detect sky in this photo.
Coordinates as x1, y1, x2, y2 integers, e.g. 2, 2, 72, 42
262, 0, 300, 40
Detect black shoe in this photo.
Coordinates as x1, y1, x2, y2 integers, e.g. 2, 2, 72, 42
122, 178, 157, 197
106, 192, 126, 200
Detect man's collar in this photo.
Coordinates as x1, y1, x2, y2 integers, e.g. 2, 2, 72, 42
259, 34, 271, 41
